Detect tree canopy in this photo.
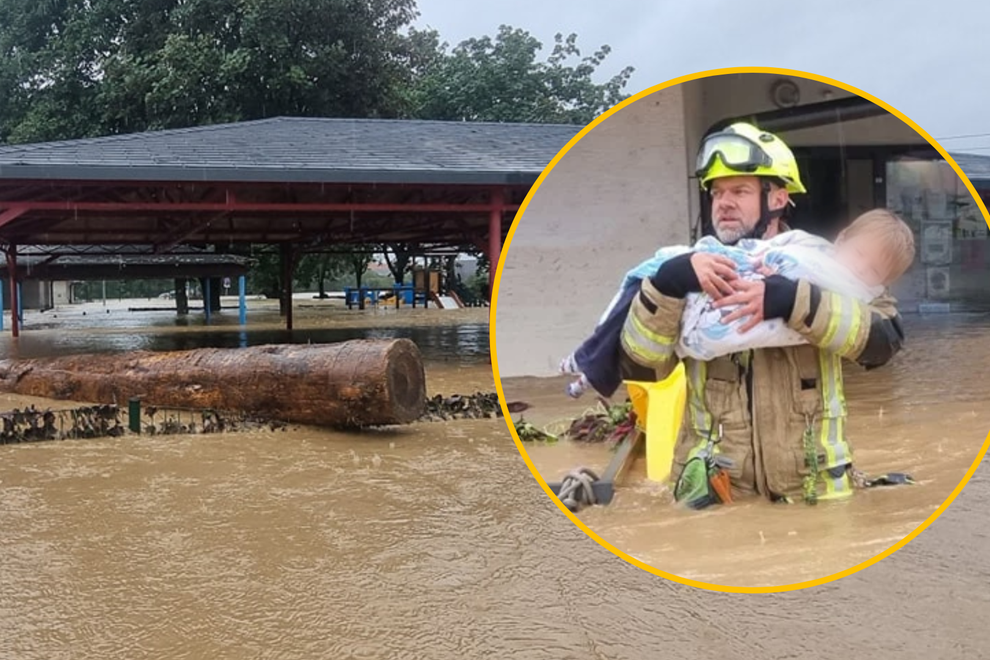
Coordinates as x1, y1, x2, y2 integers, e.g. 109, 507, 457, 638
406, 25, 633, 124
0, 1, 633, 142
0, 0, 419, 142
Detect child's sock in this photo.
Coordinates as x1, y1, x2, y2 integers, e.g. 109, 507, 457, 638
566, 374, 590, 399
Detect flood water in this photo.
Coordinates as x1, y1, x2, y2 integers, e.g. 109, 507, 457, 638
1, 298, 490, 364
2, 303, 990, 658
0, 300, 517, 659
506, 314, 990, 587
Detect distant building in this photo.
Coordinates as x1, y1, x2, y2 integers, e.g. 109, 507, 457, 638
11, 280, 73, 310
454, 255, 479, 281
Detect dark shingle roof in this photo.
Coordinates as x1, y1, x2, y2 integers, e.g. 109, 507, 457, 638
0, 117, 581, 185
949, 152, 990, 186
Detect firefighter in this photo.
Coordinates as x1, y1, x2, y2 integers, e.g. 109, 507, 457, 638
619, 122, 905, 504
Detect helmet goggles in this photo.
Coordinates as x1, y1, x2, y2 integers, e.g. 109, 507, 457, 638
695, 132, 774, 178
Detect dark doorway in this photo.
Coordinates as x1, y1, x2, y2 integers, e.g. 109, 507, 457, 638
789, 146, 935, 239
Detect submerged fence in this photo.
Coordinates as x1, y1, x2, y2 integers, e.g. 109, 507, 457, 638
0, 402, 287, 445
1, 391, 508, 444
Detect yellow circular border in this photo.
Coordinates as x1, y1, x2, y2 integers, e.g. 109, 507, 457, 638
488, 65, 990, 593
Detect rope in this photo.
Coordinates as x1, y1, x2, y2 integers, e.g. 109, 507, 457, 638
555, 467, 600, 513
801, 416, 819, 505
851, 468, 915, 489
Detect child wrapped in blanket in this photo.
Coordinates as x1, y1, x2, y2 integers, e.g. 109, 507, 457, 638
561, 209, 915, 399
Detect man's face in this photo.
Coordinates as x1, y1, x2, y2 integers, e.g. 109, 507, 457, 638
709, 176, 788, 243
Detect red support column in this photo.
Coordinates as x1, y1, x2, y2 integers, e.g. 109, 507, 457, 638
6, 246, 19, 338
488, 188, 505, 303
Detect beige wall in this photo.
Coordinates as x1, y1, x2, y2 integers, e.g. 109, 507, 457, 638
52, 281, 71, 305
495, 87, 693, 377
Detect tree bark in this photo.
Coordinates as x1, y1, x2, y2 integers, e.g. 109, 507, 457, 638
0, 340, 427, 428
279, 244, 294, 317
209, 277, 222, 311
384, 243, 411, 285
175, 278, 189, 315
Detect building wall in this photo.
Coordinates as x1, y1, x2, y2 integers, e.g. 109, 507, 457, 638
454, 256, 478, 281
19, 281, 50, 310
495, 87, 693, 377
3, 280, 51, 309
885, 160, 990, 312
692, 74, 924, 146
52, 281, 72, 305
0, 281, 72, 311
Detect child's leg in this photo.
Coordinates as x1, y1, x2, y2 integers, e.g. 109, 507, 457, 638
559, 353, 581, 375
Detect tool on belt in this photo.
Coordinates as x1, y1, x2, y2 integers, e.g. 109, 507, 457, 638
673, 423, 735, 510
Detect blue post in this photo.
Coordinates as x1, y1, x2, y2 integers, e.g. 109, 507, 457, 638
16, 282, 23, 324
204, 278, 211, 323
238, 275, 247, 326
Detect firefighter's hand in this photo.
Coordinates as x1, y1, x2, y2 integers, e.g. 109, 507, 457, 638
714, 279, 765, 333
690, 253, 738, 300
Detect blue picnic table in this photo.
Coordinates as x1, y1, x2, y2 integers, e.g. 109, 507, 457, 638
344, 285, 428, 309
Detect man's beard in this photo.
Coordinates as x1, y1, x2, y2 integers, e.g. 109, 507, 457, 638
713, 221, 752, 245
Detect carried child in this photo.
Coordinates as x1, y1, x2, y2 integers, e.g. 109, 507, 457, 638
561, 209, 915, 398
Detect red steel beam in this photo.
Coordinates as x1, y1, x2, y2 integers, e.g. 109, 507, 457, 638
154, 213, 228, 253
488, 188, 504, 302
5, 247, 19, 338
0, 206, 28, 230
0, 180, 531, 193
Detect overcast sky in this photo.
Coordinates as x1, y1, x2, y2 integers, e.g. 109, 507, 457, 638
415, 0, 990, 153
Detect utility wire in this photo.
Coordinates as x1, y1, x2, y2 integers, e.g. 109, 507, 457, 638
935, 132, 990, 141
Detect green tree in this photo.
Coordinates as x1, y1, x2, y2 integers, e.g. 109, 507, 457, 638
298, 252, 350, 298
0, 0, 419, 143
407, 26, 633, 124
381, 242, 414, 284
342, 246, 374, 288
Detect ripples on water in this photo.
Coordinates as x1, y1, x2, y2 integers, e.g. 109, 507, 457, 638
516, 314, 990, 587
0, 304, 491, 365
0, 421, 560, 659
1, 309, 990, 658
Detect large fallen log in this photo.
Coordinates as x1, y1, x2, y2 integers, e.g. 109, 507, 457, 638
0, 340, 426, 428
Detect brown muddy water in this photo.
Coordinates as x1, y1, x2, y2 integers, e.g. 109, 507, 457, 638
1, 303, 990, 659
506, 315, 990, 587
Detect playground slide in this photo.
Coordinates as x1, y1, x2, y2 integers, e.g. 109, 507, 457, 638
625, 363, 687, 484
432, 294, 463, 309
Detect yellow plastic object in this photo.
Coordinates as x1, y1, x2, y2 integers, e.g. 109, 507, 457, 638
625, 363, 687, 484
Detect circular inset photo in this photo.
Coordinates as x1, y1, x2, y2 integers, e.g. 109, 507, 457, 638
492, 68, 990, 592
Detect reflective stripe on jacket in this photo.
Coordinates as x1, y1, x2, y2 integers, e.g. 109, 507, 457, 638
619, 276, 903, 500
